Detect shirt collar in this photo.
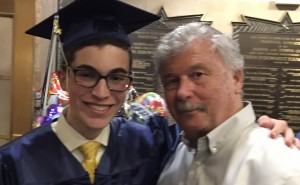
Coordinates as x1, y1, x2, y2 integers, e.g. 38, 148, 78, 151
51, 106, 110, 152
206, 101, 256, 154
182, 101, 256, 154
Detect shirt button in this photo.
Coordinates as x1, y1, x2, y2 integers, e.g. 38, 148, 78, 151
211, 147, 217, 154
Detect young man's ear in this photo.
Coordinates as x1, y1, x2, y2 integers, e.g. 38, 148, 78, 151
56, 70, 67, 91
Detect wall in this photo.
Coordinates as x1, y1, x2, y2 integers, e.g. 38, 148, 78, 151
33, 0, 58, 91
0, 0, 35, 146
0, 0, 13, 12
122, 0, 300, 34
33, 0, 300, 90
0, 15, 13, 146
0, 0, 14, 146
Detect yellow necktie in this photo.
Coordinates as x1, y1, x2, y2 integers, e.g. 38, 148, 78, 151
79, 141, 100, 184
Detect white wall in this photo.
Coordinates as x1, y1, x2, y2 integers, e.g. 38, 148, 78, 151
122, 0, 300, 34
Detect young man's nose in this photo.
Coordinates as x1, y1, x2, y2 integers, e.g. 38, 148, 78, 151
91, 79, 111, 97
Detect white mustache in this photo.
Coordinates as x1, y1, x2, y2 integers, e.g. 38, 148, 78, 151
196, 105, 206, 111
176, 102, 206, 113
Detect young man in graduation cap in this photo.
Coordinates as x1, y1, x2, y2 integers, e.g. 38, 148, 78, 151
0, 0, 298, 185
0, 0, 171, 184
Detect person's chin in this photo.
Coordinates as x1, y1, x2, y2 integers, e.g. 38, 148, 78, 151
87, 119, 110, 129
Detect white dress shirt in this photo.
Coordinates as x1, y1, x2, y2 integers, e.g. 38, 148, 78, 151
51, 106, 110, 164
158, 101, 300, 185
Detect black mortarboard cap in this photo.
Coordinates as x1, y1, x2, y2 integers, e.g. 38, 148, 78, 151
25, 0, 160, 49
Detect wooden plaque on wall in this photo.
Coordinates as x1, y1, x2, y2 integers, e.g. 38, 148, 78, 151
129, 8, 210, 96
233, 13, 300, 132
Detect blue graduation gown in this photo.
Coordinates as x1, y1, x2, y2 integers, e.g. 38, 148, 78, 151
0, 115, 175, 185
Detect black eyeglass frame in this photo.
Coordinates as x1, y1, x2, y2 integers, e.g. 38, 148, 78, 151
66, 66, 133, 92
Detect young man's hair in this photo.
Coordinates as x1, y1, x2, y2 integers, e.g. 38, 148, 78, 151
61, 38, 133, 71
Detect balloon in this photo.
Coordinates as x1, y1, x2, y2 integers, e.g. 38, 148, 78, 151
33, 104, 63, 127
43, 104, 63, 125
49, 72, 69, 105
33, 116, 45, 128
134, 92, 168, 117
33, 72, 68, 128
124, 102, 153, 123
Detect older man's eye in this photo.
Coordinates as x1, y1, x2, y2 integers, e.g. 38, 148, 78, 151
164, 78, 179, 90
194, 71, 204, 78
190, 71, 208, 84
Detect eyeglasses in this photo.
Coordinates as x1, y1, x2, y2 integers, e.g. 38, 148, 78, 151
66, 66, 133, 92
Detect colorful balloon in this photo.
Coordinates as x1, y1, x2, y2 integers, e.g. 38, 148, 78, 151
49, 72, 69, 105
33, 104, 63, 127
124, 102, 153, 123
33, 72, 68, 128
134, 92, 168, 117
